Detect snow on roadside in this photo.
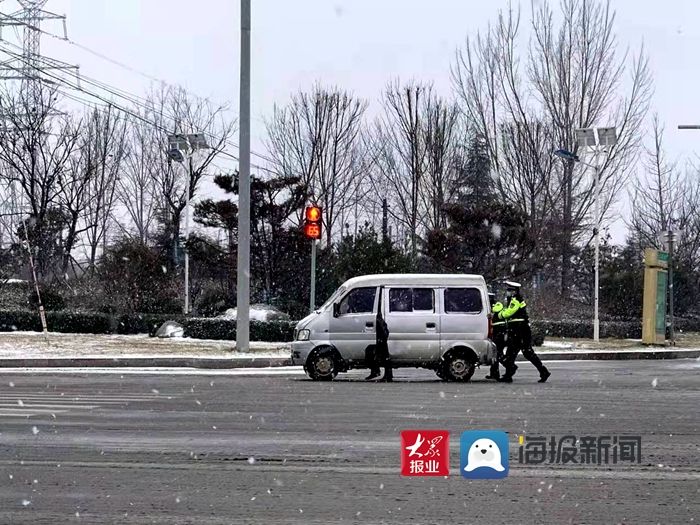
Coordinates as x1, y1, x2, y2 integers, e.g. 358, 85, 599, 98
0, 332, 290, 359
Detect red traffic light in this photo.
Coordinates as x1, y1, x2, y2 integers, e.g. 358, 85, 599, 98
304, 205, 322, 240
305, 206, 321, 222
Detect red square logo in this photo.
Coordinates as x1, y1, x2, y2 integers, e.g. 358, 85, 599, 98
400, 430, 450, 476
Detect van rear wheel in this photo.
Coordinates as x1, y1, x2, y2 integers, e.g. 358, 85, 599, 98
442, 352, 476, 382
306, 347, 339, 381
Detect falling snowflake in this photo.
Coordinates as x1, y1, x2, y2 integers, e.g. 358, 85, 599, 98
651, 378, 658, 388
31, 426, 39, 435
21, 500, 31, 506
17, 400, 23, 407
247, 457, 256, 465
151, 389, 159, 394
439, 391, 445, 399
9, 382, 14, 387
576, 407, 582, 412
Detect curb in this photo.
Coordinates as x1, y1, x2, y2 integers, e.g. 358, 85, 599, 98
529, 349, 700, 361
0, 350, 698, 368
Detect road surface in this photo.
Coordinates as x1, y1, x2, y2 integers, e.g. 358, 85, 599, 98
0, 360, 698, 524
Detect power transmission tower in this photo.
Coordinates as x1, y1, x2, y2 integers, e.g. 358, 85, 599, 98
0, 1, 78, 323
0, 0, 78, 94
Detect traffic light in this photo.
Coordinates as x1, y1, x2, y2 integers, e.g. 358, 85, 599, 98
304, 205, 322, 240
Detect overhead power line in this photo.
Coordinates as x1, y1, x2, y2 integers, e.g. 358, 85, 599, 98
0, 12, 278, 167
0, 41, 281, 175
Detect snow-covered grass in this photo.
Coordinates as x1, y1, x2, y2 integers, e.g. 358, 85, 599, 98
0, 332, 290, 359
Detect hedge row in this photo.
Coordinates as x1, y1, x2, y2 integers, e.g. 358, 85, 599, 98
183, 319, 295, 342
0, 309, 294, 342
531, 320, 642, 339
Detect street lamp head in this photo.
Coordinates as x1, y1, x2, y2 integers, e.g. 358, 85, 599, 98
553, 149, 580, 162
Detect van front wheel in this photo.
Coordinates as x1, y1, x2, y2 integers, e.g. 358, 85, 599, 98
306, 347, 339, 381
442, 352, 476, 382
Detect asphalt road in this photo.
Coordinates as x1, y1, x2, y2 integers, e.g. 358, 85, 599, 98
0, 360, 698, 524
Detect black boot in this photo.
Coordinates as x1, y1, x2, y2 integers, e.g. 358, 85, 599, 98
524, 348, 550, 383
485, 364, 500, 380
498, 364, 518, 382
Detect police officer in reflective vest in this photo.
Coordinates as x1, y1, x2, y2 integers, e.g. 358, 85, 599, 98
497, 281, 551, 383
486, 293, 507, 380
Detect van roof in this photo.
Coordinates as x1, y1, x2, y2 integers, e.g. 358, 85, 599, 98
341, 274, 487, 288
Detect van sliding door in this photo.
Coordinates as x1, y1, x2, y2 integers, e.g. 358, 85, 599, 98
383, 287, 440, 363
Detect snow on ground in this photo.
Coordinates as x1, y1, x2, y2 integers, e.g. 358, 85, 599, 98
219, 304, 290, 322
0, 366, 306, 376
0, 332, 290, 359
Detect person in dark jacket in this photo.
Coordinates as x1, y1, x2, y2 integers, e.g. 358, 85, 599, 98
366, 287, 392, 382
486, 293, 507, 380
497, 281, 551, 383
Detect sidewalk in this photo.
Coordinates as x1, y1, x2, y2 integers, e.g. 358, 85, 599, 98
0, 331, 698, 368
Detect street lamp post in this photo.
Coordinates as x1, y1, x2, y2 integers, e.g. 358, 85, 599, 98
167, 133, 210, 314
553, 126, 616, 343
237, 0, 252, 352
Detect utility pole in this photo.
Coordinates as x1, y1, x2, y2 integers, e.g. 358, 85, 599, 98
236, 0, 251, 352
592, 133, 602, 343
184, 156, 193, 314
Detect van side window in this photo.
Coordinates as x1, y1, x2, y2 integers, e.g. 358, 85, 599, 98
339, 287, 376, 315
444, 288, 483, 313
413, 288, 434, 311
389, 288, 434, 313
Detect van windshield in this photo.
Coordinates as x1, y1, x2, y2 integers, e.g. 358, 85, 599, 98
319, 286, 346, 311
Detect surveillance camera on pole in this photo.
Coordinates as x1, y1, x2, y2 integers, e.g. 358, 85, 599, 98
167, 147, 186, 164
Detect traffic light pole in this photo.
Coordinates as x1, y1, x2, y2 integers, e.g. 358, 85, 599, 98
310, 239, 317, 313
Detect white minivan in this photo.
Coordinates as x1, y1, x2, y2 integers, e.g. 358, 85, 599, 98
291, 274, 497, 381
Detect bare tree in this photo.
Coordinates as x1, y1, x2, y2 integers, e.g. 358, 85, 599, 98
372, 80, 430, 258
452, 0, 652, 294
116, 114, 159, 244
265, 85, 367, 245
629, 116, 700, 259
77, 105, 128, 269
0, 84, 81, 280
421, 96, 461, 231
119, 85, 235, 259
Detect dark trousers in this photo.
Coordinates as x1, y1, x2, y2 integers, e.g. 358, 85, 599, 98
489, 329, 506, 377
502, 324, 548, 378
366, 342, 392, 377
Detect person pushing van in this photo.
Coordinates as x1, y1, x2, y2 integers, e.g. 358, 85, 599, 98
366, 286, 393, 382
497, 281, 551, 383
486, 292, 506, 380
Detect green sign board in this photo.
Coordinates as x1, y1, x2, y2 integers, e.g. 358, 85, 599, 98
658, 251, 669, 263
655, 271, 668, 336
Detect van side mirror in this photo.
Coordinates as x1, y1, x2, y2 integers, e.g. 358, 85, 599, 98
333, 303, 340, 318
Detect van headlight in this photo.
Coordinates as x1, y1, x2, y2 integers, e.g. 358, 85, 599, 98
296, 329, 310, 341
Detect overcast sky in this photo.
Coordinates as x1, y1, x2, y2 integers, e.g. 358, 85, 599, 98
3, 0, 700, 242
